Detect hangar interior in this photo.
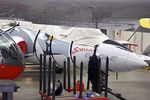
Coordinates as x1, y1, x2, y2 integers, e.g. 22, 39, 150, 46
0, 19, 150, 100
0, 0, 150, 99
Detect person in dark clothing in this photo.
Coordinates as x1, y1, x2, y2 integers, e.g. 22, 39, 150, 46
88, 45, 102, 94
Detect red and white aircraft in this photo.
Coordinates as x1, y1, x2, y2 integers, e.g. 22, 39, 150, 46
0, 29, 25, 79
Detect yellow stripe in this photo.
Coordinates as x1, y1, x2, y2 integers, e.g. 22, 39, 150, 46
139, 18, 150, 29
49, 36, 55, 41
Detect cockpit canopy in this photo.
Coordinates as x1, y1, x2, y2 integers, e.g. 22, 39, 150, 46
0, 30, 24, 66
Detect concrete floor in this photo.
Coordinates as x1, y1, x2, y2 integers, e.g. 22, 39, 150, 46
2, 69, 150, 100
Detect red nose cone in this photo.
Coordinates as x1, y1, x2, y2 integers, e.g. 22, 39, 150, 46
0, 64, 24, 80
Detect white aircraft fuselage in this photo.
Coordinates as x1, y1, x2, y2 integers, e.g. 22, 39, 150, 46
6, 26, 148, 72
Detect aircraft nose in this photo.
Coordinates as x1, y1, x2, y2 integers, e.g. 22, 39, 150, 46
127, 53, 148, 70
